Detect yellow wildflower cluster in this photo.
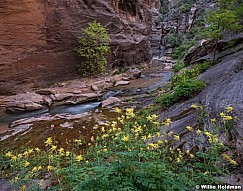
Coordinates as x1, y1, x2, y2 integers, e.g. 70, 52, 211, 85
222, 153, 237, 165
125, 108, 135, 119
161, 118, 172, 126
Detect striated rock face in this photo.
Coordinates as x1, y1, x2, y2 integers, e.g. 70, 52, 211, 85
158, 34, 243, 161
0, 0, 160, 94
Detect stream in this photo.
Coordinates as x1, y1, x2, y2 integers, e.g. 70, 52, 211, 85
0, 72, 173, 129
0, 65, 174, 149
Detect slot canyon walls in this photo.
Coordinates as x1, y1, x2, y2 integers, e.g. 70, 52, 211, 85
0, 0, 160, 94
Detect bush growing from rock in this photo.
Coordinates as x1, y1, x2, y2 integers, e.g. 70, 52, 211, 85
76, 21, 110, 76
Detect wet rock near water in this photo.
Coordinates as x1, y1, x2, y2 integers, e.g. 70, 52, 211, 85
114, 80, 130, 87
101, 97, 121, 108
5, 93, 45, 113
126, 68, 142, 79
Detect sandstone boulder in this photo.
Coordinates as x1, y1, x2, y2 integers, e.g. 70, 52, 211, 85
65, 93, 98, 105
54, 93, 73, 101
101, 97, 121, 108
126, 68, 142, 79
91, 84, 99, 92
36, 89, 55, 95
114, 81, 130, 87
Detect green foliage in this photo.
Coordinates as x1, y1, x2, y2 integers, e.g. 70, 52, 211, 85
157, 62, 213, 109
205, 0, 243, 40
1, 105, 237, 190
164, 35, 182, 48
156, 78, 205, 109
180, 3, 192, 13
174, 78, 205, 99
76, 21, 110, 76
171, 40, 197, 59
173, 61, 186, 72
172, 61, 213, 87
156, 93, 177, 109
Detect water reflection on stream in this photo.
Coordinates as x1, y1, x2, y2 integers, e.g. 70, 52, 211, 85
0, 102, 101, 130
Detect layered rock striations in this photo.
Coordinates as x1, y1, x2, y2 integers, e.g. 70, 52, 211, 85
0, 0, 160, 94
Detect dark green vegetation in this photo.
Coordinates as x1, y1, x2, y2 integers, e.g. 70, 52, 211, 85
1, 107, 237, 190
170, 0, 243, 60
156, 61, 213, 109
76, 21, 110, 76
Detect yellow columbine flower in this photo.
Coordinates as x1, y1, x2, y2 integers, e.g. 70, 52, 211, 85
47, 165, 54, 171
17, 154, 22, 159
28, 149, 34, 154
219, 142, 224, 146
209, 136, 218, 143
122, 135, 129, 142
24, 161, 30, 167
50, 145, 57, 152
176, 157, 181, 163
101, 127, 105, 133
210, 118, 217, 123
204, 131, 212, 137
189, 154, 195, 158
223, 115, 233, 121
20, 185, 26, 191
186, 150, 190, 154
103, 148, 108, 152
101, 134, 108, 139
196, 129, 202, 135
166, 118, 172, 123
220, 112, 225, 117
58, 148, 64, 155
141, 135, 147, 141
186, 125, 193, 131
146, 115, 152, 121
66, 151, 70, 157
222, 153, 238, 165
147, 133, 152, 139
76, 155, 83, 162
74, 139, 82, 145
115, 108, 121, 113
39, 179, 44, 187
32, 166, 38, 172
5, 151, 12, 157
157, 140, 163, 145
226, 106, 233, 113
45, 137, 53, 146
125, 108, 135, 118
91, 136, 95, 142
23, 151, 29, 157
11, 156, 17, 162
167, 131, 173, 137
35, 147, 41, 152
148, 143, 155, 148
162, 118, 172, 126
14, 176, 19, 181
174, 135, 180, 141
191, 104, 198, 109
151, 114, 157, 120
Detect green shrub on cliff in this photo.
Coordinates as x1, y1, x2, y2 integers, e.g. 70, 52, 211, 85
76, 21, 110, 76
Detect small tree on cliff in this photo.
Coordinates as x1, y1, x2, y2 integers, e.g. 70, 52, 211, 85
76, 21, 110, 76
205, 0, 242, 61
